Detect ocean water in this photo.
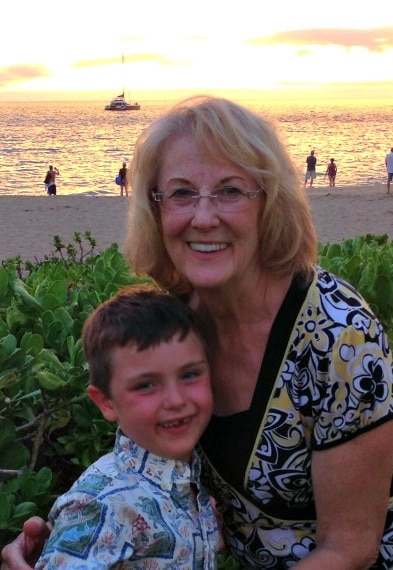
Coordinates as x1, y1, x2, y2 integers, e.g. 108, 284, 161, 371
0, 98, 392, 196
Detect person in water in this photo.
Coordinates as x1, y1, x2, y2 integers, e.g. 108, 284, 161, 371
44, 165, 59, 196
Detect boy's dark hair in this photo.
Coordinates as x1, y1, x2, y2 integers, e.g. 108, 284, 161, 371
82, 285, 208, 396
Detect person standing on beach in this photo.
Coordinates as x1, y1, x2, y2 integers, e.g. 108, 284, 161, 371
304, 150, 317, 187
118, 161, 129, 197
326, 157, 337, 187
385, 147, 393, 194
45, 165, 59, 196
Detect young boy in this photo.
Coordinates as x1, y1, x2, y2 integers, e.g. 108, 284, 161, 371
35, 285, 219, 569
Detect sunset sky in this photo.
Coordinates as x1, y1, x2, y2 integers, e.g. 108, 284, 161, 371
1, 0, 392, 102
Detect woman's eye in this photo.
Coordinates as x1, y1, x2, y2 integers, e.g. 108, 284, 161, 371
170, 188, 197, 199
219, 186, 244, 198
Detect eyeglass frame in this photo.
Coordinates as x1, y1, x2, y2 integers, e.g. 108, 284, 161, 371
151, 187, 265, 213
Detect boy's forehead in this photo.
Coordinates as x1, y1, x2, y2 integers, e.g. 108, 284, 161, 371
119, 329, 205, 352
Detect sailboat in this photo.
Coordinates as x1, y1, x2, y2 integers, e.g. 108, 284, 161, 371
105, 93, 140, 111
104, 54, 140, 111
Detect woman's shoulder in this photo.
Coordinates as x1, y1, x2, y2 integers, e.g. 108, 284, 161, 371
312, 266, 376, 319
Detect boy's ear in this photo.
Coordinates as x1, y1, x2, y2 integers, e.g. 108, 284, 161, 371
87, 385, 118, 422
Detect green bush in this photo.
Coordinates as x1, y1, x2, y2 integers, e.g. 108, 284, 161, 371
0, 233, 152, 551
318, 233, 393, 343
1, 232, 393, 568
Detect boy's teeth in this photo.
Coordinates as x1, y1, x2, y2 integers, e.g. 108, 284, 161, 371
163, 418, 190, 428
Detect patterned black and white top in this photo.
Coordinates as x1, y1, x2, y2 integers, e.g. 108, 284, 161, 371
200, 267, 393, 569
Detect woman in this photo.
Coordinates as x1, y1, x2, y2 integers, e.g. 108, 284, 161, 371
326, 157, 337, 187
2, 96, 393, 569
118, 161, 129, 197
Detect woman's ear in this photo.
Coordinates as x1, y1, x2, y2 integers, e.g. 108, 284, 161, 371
87, 385, 118, 422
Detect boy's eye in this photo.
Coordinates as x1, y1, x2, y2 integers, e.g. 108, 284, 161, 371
133, 381, 155, 392
181, 366, 207, 381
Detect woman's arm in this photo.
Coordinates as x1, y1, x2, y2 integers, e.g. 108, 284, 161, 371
1, 517, 50, 570
294, 421, 393, 568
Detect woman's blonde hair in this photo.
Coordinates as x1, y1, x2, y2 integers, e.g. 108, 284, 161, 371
124, 95, 317, 294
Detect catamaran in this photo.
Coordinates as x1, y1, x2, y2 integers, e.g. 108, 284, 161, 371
105, 94, 140, 111
104, 54, 141, 111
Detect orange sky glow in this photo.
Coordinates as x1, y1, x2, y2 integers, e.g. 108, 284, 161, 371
1, 0, 393, 103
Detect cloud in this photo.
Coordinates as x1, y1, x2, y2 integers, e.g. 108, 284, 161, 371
280, 79, 393, 86
72, 53, 174, 68
0, 64, 49, 87
248, 27, 393, 52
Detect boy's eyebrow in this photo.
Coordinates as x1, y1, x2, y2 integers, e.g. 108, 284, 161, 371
177, 358, 209, 369
125, 358, 209, 379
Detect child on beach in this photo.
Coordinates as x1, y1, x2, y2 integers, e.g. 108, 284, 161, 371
34, 285, 220, 569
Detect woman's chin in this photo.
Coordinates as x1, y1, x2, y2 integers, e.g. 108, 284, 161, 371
185, 273, 229, 291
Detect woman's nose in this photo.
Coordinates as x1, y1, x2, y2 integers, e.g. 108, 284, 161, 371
190, 196, 220, 227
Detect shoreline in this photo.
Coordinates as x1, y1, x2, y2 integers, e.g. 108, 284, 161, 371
1, 184, 392, 262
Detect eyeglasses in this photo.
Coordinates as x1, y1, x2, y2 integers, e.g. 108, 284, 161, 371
152, 186, 264, 213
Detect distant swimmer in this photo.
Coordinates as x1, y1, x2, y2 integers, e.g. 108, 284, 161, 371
304, 150, 317, 188
385, 147, 393, 194
325, 158, 337, 187
45, 165, 60, 196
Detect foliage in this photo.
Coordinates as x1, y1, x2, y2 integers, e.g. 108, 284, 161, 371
1, 232, 393, 568
0, 233, 152, 551
318, 233, 393, 343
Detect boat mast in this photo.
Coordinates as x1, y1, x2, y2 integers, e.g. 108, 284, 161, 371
121, 53, 125, 98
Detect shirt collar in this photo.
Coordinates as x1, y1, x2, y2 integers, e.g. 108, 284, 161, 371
114, 428, 201, 492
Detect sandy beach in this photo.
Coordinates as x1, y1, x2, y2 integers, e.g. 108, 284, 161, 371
1, 184, 392, 263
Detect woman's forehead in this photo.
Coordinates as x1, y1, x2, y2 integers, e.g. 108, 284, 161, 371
160, 132, 234, 169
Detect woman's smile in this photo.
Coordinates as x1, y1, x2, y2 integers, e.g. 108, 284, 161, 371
188, 242, 229, 253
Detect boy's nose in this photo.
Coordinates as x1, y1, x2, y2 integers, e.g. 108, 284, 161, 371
163, 384, 186, 408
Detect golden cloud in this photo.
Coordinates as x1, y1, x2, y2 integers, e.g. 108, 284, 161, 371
248, 27, 393, 52
72, 53, 171, 68
0, 64, 49, 86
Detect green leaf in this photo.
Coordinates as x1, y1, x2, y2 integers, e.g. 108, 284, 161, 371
0, 267, 9, 299
326, 243, 342, 258
6, 306, 27, 331
0, 493, 12, 525
52, 307, 74, 330
20, 332, 44, 356
45, 280, 68, 304
41, 293, 63, 311
39, 348, 63, 367
0, 348, 26, 373
0, 418, 16, 448
37, 370, 66, 391
0, 334, 17, 356
0, 441, 30, 469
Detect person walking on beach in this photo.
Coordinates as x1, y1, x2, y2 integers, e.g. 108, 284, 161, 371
118, 161, 129, 197
304, 150, 317, 187
45, 165, 59, 196
326, 158, 337, 187
385, 147, 393, 194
